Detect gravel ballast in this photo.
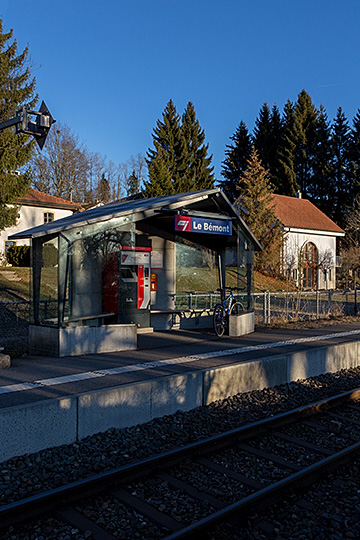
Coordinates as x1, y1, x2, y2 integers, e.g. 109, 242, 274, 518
2, 365, 360, 539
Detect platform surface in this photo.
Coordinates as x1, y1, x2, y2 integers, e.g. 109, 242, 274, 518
1, 322, 360, 410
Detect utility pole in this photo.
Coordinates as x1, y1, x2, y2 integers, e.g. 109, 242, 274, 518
0, 100, 55, 149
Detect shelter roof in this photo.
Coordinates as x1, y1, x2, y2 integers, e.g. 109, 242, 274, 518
10, 189, 262, 250
271, 194, 345, 234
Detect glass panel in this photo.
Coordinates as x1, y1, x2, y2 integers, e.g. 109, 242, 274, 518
175, 237, 219, 309
65, 226, 135, 325
225, 229, 254, 313
31, 217, 136, 327
34, 238, 58, 325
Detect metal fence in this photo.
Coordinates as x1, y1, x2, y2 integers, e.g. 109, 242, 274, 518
255, 289, 357, 324
175, 289, 358, 324
0, 289, 358, 341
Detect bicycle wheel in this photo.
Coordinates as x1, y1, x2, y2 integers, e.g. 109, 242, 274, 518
230, 301, 244, 316
213, 304, 225, 337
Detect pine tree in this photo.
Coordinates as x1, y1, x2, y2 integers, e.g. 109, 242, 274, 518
0, 20, 37, 231
290, 90, 319, 197
179, 101, 214, 192
253, 102, 284, 190
235, 148, 282, 273
126, 170, 140, 197
253, 102, 273, 170
330, 107, 352, 227
144, 99, 182, 197
144, 100, 214, 197
348, 109, 360, 202
311, 105, 333, 214
144, 149, 173, 198
276, 100, 298, 195
276, 91, 319, 198
96, 173, 110, 203
220, 121, 252, 202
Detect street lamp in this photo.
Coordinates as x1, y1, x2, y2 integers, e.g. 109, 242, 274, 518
0, 100, 55, 149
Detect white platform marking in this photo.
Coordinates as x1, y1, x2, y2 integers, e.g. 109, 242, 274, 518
1, 329, 360, 395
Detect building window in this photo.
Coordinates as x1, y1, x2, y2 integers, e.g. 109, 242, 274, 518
302, 242, 318, 289
44, 212, 54, 224
5, 240, 16, 253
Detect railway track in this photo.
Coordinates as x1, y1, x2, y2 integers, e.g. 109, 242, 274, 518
1, 388, 360, 539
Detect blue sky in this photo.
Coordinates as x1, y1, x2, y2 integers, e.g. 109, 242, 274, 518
1, 0, 360, 180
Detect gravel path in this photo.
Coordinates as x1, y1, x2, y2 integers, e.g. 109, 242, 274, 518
2, 366, 360, 539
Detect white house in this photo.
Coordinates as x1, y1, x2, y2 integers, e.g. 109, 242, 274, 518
0, 189, 82, 259
271, 193, 345, 290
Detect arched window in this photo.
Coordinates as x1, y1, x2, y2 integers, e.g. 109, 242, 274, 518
302, 242, 318, 289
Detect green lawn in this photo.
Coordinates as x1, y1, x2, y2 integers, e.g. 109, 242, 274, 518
0, 265, 293, 303
0, 266, 58, 302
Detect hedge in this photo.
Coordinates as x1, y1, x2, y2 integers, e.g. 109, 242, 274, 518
6, 244, 58, 267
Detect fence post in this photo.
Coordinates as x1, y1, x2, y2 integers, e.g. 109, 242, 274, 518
316, 290, 319, 319
263, 291, 271, 324
263, 292, 266, 324
355, 287, 358, 315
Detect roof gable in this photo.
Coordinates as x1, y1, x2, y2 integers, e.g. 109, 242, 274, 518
17, 189, 83, 210
271, 194, 344, 234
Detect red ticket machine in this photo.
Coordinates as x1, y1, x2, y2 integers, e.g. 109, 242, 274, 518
103, 246, 151, 327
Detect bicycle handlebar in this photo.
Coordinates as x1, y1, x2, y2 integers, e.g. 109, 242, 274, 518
215, 287, 245, 292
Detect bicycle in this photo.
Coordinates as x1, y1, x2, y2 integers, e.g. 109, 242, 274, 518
213, 288, 244, 337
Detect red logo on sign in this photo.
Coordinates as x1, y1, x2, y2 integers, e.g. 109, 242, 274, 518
175, 215, 191, 232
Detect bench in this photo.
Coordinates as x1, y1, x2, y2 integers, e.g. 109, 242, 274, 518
67, 312, 115, 326
150, 308, 212, 314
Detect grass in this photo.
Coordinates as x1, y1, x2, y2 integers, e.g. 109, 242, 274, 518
0, 265, 293, 303
254, 271, 296, 292
0, 267, 31, 301
0, 266, 58, 302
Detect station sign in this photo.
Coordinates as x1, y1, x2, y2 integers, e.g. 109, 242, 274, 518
174, 215, 232, 236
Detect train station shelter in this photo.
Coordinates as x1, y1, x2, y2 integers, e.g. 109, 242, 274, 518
10, 189, 261, 357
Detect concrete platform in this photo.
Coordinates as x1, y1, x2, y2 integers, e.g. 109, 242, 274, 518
1, 323, 360, 463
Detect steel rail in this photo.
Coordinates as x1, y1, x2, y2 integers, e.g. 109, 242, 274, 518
163, 440, 360, 540
0, 387, 360, 532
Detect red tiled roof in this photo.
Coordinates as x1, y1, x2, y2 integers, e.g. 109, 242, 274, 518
17, 189, 83, 210
271, 194, 344, 234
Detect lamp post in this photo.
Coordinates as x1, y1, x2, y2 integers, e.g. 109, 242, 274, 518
0, 100, 55, 149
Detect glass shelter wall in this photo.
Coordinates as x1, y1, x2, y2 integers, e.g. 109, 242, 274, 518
30, 237, 59, 325
224, 227, 254, 312
31, 215, 255, 328
174, 226, 254, 313
31, 217, 136, 327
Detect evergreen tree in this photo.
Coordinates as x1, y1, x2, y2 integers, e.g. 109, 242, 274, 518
276, 100, 298, 195
220, 121, 252, 202
144, 100, 214, 197
330, 107, 352, 227
144, 99, 182, 197
291, 90, 319, 197
253, 102, 272, 170
348, 109, 360, 201
0, 20, 37, 231
145, 149, 173, 197
253, 102, 284, 189
235, 148, 282, 274
310, 105, 333, 214
179, 101, 214, 192
96, 173, 110, 203
276, 91, 319, 197
126, 170, 140, 197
